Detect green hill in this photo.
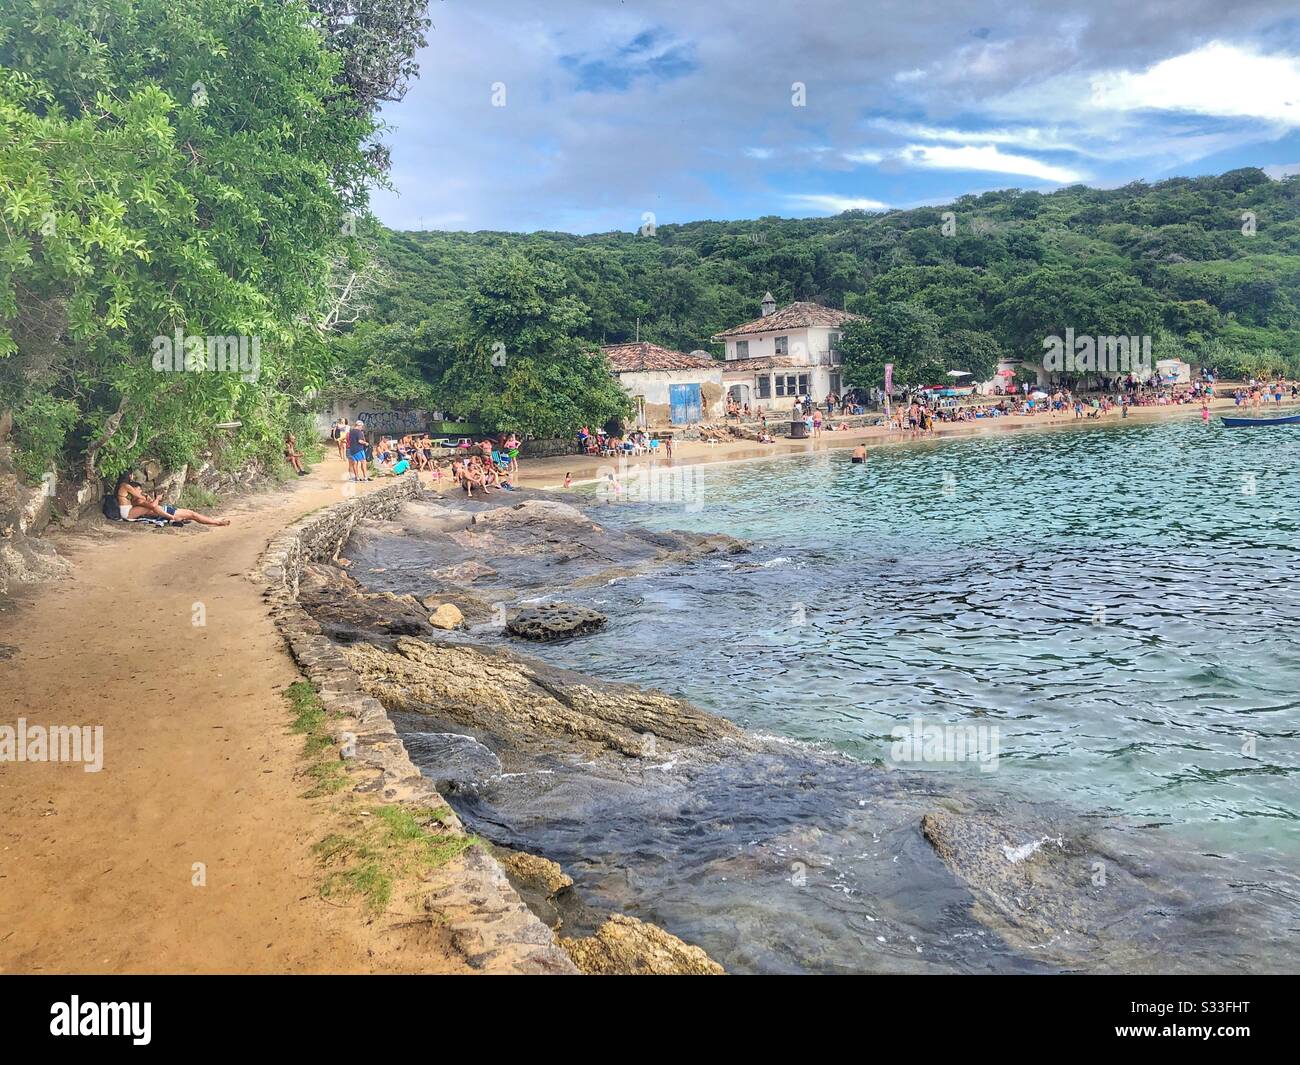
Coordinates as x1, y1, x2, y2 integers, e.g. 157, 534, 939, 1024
333, 166, 1300, 407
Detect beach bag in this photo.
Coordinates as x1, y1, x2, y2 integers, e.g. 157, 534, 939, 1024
102, 494, 123, 521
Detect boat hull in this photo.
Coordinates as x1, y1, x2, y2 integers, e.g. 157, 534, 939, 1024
1221, 413, 1300, 427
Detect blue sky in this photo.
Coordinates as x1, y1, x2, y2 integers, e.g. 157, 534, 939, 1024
370, 1, 1300, 234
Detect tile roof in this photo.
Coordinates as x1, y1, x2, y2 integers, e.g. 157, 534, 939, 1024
713, 301, 861, 338
721, 355, 805, 372
601, 342, 718, 373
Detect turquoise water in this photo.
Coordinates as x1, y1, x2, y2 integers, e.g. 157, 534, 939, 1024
348, 414, 1300, 970
563, 416, 1300, 859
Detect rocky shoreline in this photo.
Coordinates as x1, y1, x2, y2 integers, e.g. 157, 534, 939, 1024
257, 478, 737, 973
263, 479, 1278, 974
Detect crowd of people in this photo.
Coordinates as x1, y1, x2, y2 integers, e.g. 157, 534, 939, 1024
326, 417, 523, 496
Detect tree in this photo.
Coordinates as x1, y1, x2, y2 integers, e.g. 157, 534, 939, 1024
0, 0, 382, 481
840, 301, 944, 392
441, 253, 631, 437
938, 329, 1003, 383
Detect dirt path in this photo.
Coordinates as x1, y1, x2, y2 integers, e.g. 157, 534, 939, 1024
0, 455, 469, 974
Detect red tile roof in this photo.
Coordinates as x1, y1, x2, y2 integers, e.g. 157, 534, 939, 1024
722, 355, 804, 372
713, 301, 860, 338
602, 342, 718, 373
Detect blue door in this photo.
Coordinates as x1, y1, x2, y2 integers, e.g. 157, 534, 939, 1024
669, 383, 702, 424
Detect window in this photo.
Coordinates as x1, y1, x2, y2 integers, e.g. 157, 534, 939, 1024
735, 340, 749, 358
828, 331, 841, 351
775, 335, 789, 355
756, 374, 771, 399
829, 372, 841, 395
775, 373, 809, 397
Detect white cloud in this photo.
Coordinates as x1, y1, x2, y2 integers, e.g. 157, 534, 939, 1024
868, 119, 1082, 154
1264, 161, 1300, 179
845, 143, 1084, 183
897, 144, 1083, 182
745, 147, 773, 159
786, 194, 889, 213
1091, 43, 1300, 126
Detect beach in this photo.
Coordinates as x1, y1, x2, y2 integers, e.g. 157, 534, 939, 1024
513, 394, 1250, 489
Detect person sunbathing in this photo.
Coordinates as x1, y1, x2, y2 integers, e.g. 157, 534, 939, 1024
113, 474, 230, 526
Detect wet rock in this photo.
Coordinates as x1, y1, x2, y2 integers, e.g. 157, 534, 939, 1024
493, 846, 574, 929
507, 603, 607, 641
560, 914, 724, 975
296, 563, 432, 640
428, 603, 465, 630
341, 636, 745, 758
919, 805, 1171, 968
402, 730, 501, 789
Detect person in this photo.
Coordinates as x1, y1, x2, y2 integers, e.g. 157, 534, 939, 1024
283, 433, 307, 476
113, 473, 230, 526
564, 472, 572, 488
346, 420, 369, 482
332, 417, 349, 460
851, 444, 866, 464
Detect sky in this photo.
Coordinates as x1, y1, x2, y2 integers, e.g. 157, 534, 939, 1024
369, 0, 1300, 234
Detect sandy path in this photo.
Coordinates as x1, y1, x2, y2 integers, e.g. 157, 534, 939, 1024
0, 455, 468, 974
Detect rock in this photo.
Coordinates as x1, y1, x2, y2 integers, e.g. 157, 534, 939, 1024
507, 603, 607, 641
428, 603, 465, 630
402, 730, 501, 788
429, 560, 496, 584
560, 914, 724, 975
493, 846, 574, 929
340, 635, 745, 758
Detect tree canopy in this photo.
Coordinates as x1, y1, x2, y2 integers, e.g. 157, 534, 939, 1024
329, 169, 1300, 406
0, 0, 425, 481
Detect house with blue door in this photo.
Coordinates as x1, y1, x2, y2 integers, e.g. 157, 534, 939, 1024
713, 294, 861, 411
602, 341, 725, 428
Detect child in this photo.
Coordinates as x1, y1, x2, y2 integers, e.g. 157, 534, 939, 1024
564, 472, 572, 488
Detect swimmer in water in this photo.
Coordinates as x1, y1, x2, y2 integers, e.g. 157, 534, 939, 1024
851, 444, 866, 464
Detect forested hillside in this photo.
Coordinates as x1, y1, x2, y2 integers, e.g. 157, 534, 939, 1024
335, 167, 1300, 411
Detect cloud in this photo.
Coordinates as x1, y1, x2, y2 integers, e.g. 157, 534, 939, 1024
786, 194, 889, 213
845, 143, 1084, 183
1264, 161, 1300, 179
868, 119, 1083, 155
894, 145, 1084, 183
367, 2, 1300, 232
1091, 43, 1300, 126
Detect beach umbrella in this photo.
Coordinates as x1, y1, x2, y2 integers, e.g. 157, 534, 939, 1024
1031, 390, 1048, 399
946, 370, 972, 377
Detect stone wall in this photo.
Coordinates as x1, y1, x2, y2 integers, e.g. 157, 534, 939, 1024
519, 437, 583, 459
256, 478, 578, 975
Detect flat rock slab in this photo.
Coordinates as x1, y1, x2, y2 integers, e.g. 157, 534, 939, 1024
507, 602, 608, 641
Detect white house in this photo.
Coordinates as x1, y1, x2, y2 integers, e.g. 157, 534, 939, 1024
602, 341, 725, 427
712, 293, 861, 410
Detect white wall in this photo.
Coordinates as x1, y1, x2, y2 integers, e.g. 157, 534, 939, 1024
723, 325, 838, 363
616, 368, 725, 424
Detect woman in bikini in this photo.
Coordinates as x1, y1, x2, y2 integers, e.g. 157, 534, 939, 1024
113, 474, 230, 526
